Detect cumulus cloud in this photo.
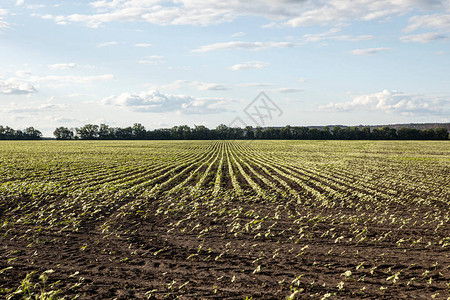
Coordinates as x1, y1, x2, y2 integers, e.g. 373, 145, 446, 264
404, 14, 450, 33
284, 0, 444, 27
319, 90, 450, 116
229, 61, 270, 71
102, 90, 190, 112
400, 32, 448, 43
193, 41, 294, 53
102, 90, 231, 114
401, 13, 450, 42
0, 79, 37, 95
351, 47, 391, 55
48, 63, 77, 70
36, 0, 449, 28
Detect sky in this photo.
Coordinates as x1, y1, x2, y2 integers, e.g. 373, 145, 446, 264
0, 0, 449, 136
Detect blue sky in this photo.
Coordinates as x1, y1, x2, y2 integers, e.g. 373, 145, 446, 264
0, 0, 449, 136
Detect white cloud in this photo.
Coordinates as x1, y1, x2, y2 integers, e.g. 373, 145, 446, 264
46, 116, 79, 123
38, 1, 449, 28
96, 41, 119, 48
14, 70, 32, 77
0, 78, 37, 95
26, 4, 46, 10
237, 83, 278, 88
102, 89, 231, 114
400, 32, 448, 43
232, 31, 245, 37
16, 0, 25, 6
158, 80, 230, 91
37, 14, 68, 25
229, 61, 270, 71
351, 47, 391, 55
271, 88, 303, 93
401, 13, 450, 42
30, 74, 114, 85
284, 0, 444, 27
0, 9, 9, 29
138, 55, 165, 65
48, 63, 77, 70
1, 102, 69, 114
182, 97, 231, 114
193, 41, 294, 53
66, 93, 91, 98
135, 43, 153, 47
303, 28, 374, 43
319, 90, 450, 116
4, 70, 114, 89
404, 14, 450, 33
0, 73, 113, 95
190, 81, 230, 91
102, 90, 189, 112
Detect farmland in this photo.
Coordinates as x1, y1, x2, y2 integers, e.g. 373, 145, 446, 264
0, 140, 449, 299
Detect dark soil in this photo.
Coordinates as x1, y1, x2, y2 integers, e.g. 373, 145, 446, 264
1, 191, 449, 299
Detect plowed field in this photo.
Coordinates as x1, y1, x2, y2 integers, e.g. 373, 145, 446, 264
1, 140, 449, 299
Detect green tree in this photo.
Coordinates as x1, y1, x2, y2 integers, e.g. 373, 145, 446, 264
434, 127, 449, 140
53, 127, 74, 140
215, 124, 229, 139
192, 125, 209, 140
372, 126, 397, 140
254, 127, 263, 139
132, 123, 146, 139
76, 124, 99, 140
4, 126, 16, 140
397, 127, 420, 140
97, 124, 113, 139
422, 128, 436, 140
244, 126, 254, 139
23, 127, 42, 140
280, 125, 292, 139
292, 127, 309, 139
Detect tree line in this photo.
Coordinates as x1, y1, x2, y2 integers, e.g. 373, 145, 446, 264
52, 124, 449, 140
1, 124, 448, 140
0, 126, 42, 140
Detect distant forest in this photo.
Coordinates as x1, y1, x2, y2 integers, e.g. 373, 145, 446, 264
1, 124, 449, 141
0, 126, 42, 140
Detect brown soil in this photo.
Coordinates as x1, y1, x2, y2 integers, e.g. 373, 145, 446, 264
1, 192, 449, 300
